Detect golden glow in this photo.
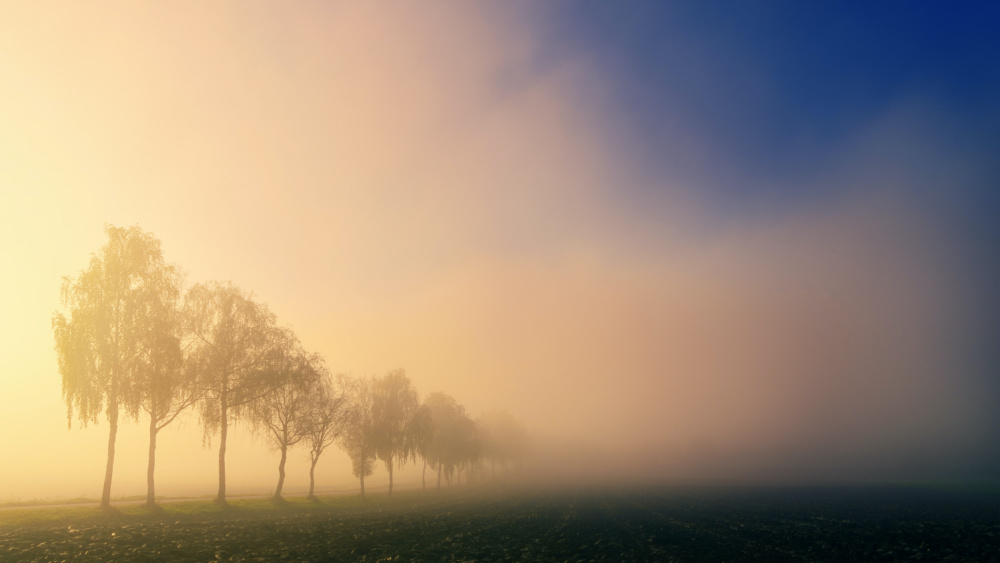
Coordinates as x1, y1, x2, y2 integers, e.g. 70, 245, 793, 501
0, 2, 985, 500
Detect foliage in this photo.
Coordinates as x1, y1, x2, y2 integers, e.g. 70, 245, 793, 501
339, 375, 377, 492
53, 225, 179, 427
248, 332, 321, 452
423, 392, 479, 486
371, 369, 419, 494
53, 224, 180, 507
304, 373, 350, 497
476, 410, 530, 473
184, 281, 286, 434
183, 281, 288, 501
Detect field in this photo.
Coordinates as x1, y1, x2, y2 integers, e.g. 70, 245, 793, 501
1, 486, 998, 561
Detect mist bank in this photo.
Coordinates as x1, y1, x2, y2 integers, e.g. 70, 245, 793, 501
518, 435, 998, 488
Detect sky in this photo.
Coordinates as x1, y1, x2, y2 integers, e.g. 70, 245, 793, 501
1, 1, 999, 500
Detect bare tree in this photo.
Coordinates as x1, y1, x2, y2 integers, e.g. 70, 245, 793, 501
340, 375, 377, 499
304, 373, 350, 500
53, 225, 178, 509
249, 332, 322, 501
184, 281, 285, 504
372, 369, 419, 497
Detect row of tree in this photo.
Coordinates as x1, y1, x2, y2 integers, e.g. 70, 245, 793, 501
337, 372, 529, 498
53, 225, 527, 508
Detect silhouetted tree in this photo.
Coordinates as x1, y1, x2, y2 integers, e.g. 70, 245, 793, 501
137, 295, 201, 508
423, 392, 477, 489
248, 332, 322, 501
476, 410, 530, 479
184, 281, 285, 504
372, 369, 419, 497
304, 373, 350, 499
53, 225, 179, 509
340, 375, 377, 498
409, 403, 433, 489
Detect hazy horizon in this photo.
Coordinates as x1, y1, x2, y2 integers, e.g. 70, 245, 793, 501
2, 1, 999, 502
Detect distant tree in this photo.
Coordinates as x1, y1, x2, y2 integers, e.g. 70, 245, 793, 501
423, 392, 478, 489
303, 373, 350, 500
137, 294, 202, 508
476, 410, 530, 479
248, 332, 322, 501
184, 281, 285, 504
53, 225, 179, 509
372, 369, 419, 497
408, 403, 433, 489
340, 375, 377, 498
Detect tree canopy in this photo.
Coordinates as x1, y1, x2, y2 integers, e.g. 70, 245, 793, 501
53, 225, 180, 508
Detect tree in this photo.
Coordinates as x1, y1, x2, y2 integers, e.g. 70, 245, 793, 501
339, 375, 377, 498
248, 332, 321, 501
304, 374, 350, 500
53, 225, 179, 509
372, 369, 419, 497
137, 290, 201, 508
408, 403, 433, 489
423, 392, 478, 489
184, 281, 285, 504
476, 410, 530, 479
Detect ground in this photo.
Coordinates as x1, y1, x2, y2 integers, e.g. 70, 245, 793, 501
0, 486, 997, 561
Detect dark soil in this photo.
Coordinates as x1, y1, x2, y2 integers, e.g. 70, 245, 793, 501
1, 486, 998, 561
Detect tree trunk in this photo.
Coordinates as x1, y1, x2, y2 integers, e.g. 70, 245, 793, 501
101, 398, 119, 509
388, 457, 394, 497
437, 464, 442, 490
216, 398, 228, 504
146, 414, 158, 506
274, 445, 288, 499
308, 452, 319, 498
360, 473, 366, 499
422, 458, 426, 490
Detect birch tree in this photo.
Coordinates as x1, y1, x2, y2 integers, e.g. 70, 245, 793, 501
304, 373, 350, 499
340, 375, 377, 498
249, 334, 322, 501
53, 225, 179, 509
136, 285, 201, 508
184, 281, 285, 504
372, 369, 419, 497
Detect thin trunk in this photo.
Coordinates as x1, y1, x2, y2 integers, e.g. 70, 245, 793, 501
216, 396, 228, 503
101, 397, 119, 509
388, 457, 394, 497
146, 413, 158, 506
274, 444, 287, 499
422, 458, 426, 490
437, 464, 442, 490
360, 473, 366, 499
308, 452, 319, 498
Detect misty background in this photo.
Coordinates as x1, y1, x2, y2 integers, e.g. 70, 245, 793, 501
1, 1, 999, 501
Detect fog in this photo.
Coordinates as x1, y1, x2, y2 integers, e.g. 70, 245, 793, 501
0, 2, 997, 502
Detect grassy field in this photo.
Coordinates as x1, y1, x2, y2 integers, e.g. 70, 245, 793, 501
1, 485, 998, 561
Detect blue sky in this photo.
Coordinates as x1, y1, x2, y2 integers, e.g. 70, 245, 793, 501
537, 1, 999, 206
534, 0, 1000, 472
